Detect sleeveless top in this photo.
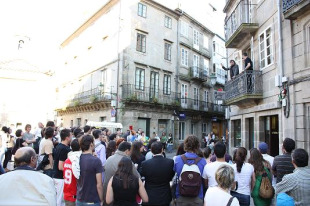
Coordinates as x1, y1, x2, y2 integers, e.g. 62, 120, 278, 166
251, 167, 272, 206
112, 175, 139, 206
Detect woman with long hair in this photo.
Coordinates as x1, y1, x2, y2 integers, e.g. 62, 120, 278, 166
231, 147, 255, 206
130, 141, 145, 173
106, 157, 148, 206
106, 140, 117, 159
248, 148, 272, 206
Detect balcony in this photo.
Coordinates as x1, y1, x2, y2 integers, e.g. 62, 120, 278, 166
225, 0, 259, 48
224, 70, 263, 107
122, 84, 180, 106
179, 98, 226, 114
189, 66, 208, 81
283, 0, 310, 20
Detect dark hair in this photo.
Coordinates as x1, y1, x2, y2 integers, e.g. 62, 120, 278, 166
15, 129, 23, 137
197, 148, 203, 157
80, 135, 94, 152
214, 142, 226, 158
84, 125, 91, 133
118, 141, 131, 152
232, 148, 237, 162
283, 138, 295, 153
45, 127, 54, 139
248, 148, 264, 173
46, 121, 55, 127
235, 147, 247, 173
131, 141, 144, 162
151, 141, 163, 155
292, 148, 308, 167
184, 135, 200, 153
106, 140, 117, 159
229, 60, 236, 65
148, 138, 158, 150
243, 52, 248, 57
60, 129, 71, 141
73, 128, 83, 137
176, 143, 185, 156
14, 148, 36, 167
25, 124, 31, 130
203, 147, 212, 159
92, 129, 102, 139
109, 133, 117, 141
115, 157, 138, 189
71, 139, 80, 152
2, 126, 9, 133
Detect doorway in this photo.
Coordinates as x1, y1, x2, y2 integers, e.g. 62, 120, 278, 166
138, 118, 150, 138
264, 115, 279, 157
247, 118, 254, 150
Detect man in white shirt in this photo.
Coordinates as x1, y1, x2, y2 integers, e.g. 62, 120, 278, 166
202, 142, 232, 187
0, 147, 56, 205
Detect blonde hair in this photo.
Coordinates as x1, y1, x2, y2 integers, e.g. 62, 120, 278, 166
215, 165, 235, 190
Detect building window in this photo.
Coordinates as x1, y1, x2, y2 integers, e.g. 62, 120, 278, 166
164, 16, 172, 29
203, 35, 209, 49
259, 27, 273, 69
164, 42, 171, 61
179, 122, 186, 140
203, 58, 209, 76
163, 74, 171, 95
138, 3, 147, 18
136, 33, 146, 53
204, 90, 208, 102
306, 24, 310, 67
233, 119, 241, 147
194, 87, 199, 108
84, 119, 88, 126
150, 71, 159, 99
77, 118, 81, 127
193, 54, 199, 77
181, 21, 189, 37
70, 120, 73, 127
193, 29, 199, 49
216, 66, 226, 85
181, 48, 188, 66
100, 116, 106, 122
135, 68, 145, 90
181, 84, 188, 106
202, 123, 207, 134
191, 123, 196, 135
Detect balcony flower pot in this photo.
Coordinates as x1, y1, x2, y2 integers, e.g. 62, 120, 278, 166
90, 95, 98, 103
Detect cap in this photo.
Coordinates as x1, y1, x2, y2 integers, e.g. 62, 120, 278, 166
258, 142, 268, 154
277, 193, 294, 206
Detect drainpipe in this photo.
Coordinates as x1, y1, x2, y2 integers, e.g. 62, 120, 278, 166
277, 0, 284, 79
115, 0, 122, 123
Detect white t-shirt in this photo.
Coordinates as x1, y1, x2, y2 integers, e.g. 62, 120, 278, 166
262, 154, 274, 167
232, 163, 254, 195
202, 161, 231, 187
204, 187, 239, 206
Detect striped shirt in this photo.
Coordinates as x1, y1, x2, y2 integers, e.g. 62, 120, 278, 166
272, 153, 294, 183
276, 167, 310, 206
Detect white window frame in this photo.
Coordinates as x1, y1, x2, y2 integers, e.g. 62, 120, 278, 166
181, 84, 188, 107
203, 58, 209, 76
193, 54, 199, 77
194, 87, 199, 109
164, 16, 172, 29
202, 123, 207, 133
138, 3, 147, 18
179, 122, 186, 140
181, 21, 189, 38
164, 42, 171, 61
163, 74, 171, 95
203, 35, 209, 49
135, 68, 145, 90
181, 48, 188, 66
150, 71, 159, 98
305, 23, 310, 67
136, 33, 146, 53
259, 26, 273, 70
193, 29, 199, 50
191, 123, 195, 135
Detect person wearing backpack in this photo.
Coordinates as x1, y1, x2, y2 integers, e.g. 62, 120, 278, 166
248, 148, 273, 206
173, 135, 206, 206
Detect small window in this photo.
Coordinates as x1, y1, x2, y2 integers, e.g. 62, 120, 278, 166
193, 29, 199, 49
100, 116, 106, 122
70, 120, 73, 127
181, 48, 188, 66
136, 33, 146, 53
179, 122, 186, 140
163, 74, 171, 95
203, 35, 209, 49
138, 3, 147, 18
202, 123, 207, 133
259, 27, 273, 69
164, 16, 172, 29
135, 68, 145, 90
164, 42, 171, 61
77, 118, 81, 127
181, 21, 189, 37
233, 119, 241, 147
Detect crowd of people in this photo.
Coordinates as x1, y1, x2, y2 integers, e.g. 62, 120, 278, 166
0, 121, 310, 206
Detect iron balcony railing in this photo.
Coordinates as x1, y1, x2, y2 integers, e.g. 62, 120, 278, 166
224, 70, 263, 102
179, 98, 225, 113
225, 0, 256, 41
283, 0, 304, 12
189, 66, 208, 80
67, 87, 112, 107
122, 84, 180, 105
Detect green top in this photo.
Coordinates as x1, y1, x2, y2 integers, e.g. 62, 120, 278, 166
160, 136, 167, 143
251, 167, 273, 206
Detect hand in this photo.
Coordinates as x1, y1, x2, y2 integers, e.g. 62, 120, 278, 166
220, 63, 223, 67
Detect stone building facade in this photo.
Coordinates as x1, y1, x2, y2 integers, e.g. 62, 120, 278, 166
55, 0, 226, 144
223, 0, 310, 155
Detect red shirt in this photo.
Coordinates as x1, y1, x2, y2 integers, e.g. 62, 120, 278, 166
63, 158, 77, 202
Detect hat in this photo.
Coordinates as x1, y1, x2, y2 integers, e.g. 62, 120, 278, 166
277, 193, 294, 206
258, 142, 268, 154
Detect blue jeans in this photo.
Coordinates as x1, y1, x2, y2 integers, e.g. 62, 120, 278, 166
76, 200, 100, 206
231, 191, 250, 206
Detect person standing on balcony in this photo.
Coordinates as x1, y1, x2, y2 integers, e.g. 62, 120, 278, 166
221, 60, 239, 80
242, 53, 253, 93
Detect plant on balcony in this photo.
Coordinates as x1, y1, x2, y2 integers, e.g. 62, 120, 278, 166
127, 93, 138, 102
152, 97, 158, 104
90, 95, 98, 103
172, 100, 181, 107
73, 100, 80, 107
